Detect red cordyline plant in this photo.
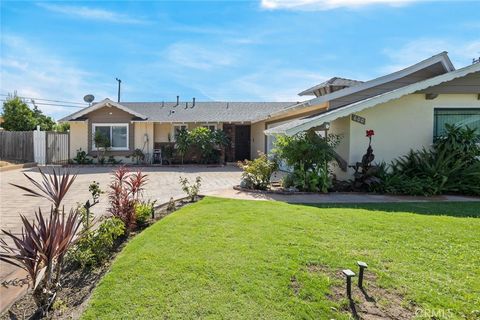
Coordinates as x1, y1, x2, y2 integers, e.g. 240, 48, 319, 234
108, 166, 148, 233
1, 167, 81, 312
0, 208, 81, 310
10, 167, 77, 212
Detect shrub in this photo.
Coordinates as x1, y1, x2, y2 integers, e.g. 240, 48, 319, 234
67, 217, 125, 269
177, 127, 229, 164
238, 154, 278, 190
179, 176, 202, 202
73, 148, 93, 164
107, 155, 122, 164
108, 167, 148, 233
135, 201, 156, 226
131, 149, 145, 164
373, 125, 480, 196
274, 128, 341, 192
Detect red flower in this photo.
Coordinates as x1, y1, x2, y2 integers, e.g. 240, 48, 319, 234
366, 129, 375, 137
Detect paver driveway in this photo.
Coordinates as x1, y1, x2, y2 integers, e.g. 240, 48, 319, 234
0, 165, 241, 280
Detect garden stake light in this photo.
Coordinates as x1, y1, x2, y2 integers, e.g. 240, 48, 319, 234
357, 261, 368, 289
342, 269, 355, 300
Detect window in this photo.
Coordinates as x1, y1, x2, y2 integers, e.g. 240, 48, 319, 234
202, 124, 217, 132
173, 124, 188, 140
434, 108, 480, 139
92, 123, 129, 150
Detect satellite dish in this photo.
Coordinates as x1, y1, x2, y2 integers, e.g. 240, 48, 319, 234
83, 94, 95, 104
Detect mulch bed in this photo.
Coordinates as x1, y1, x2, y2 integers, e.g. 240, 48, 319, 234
0, 197, 200, 320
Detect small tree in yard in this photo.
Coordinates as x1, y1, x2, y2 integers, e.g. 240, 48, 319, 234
94, 131, 111, 164
274, 128, 341, 193
175, 129, 190, 164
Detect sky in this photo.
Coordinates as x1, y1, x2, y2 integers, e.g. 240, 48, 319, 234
1, 0, 479, 120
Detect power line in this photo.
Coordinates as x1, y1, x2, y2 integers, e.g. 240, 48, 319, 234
0, 99, 84, 109
0, 93, 87, 106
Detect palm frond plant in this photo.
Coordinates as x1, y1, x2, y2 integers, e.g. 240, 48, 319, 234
10, 167, 77, 213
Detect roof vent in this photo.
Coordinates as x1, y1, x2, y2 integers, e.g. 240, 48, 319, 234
175, 95, 179, 107
191, 97, 195, 108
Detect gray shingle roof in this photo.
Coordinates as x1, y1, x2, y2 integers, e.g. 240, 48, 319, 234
62, 101, 295, 123
298, 77, 363, 96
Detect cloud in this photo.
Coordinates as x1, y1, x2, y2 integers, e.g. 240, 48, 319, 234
188, 68, 328, 102
37, 3, 148, 24
381, 38, 480, 73
260, 0, 420, 10
165, 43, 238, 70
0, 34, 112, 119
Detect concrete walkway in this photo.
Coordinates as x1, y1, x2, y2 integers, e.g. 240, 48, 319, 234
208, 188, 480, 203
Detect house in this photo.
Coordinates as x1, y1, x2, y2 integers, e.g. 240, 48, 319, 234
60, 99, 296, 162
265, 52, 480, 179
61, 52, 480, 179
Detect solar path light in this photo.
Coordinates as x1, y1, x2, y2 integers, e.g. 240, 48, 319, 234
357, 261, 368, 289
342, 269, 355, 299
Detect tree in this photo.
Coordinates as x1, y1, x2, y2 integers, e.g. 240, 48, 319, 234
1, 95, 56, 131
33, 105, 55, 131
1, 97, 36, 131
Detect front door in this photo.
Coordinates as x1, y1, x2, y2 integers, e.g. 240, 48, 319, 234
234, 125, 251, 161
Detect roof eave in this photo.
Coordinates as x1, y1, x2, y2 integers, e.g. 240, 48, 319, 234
266, 62, 479, 136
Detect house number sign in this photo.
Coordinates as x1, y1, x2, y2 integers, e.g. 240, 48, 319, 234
351, 114, 366, 125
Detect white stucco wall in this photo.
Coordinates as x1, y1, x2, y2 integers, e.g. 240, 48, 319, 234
251, 121, 266, 158
69, 121, 88, 158
346, 93, 480, 177
134, 122, 154, 155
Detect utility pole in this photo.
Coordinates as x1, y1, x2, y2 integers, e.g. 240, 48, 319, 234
115, 78, 122, 102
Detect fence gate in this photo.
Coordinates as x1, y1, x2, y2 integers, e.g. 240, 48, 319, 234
46, 132, 69, 164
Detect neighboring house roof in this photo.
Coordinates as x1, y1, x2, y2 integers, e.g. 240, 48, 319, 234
265, 61, 480, 136
269, 51, 455, 119
60, 99, 295, 123
298, 77, 364, 96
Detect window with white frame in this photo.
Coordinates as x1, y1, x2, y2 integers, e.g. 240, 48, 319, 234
202, 124, 217, 132
173, 124, 188, 140
92, 123, 129, 150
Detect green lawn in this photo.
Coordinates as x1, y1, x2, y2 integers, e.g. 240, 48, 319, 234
82, 198, 480, 320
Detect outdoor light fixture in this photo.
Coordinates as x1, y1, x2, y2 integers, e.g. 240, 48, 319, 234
342, 269, 355, 300
357, 261, 368, 289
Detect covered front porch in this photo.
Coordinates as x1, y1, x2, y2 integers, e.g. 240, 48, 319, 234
134, 121, 253, 164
